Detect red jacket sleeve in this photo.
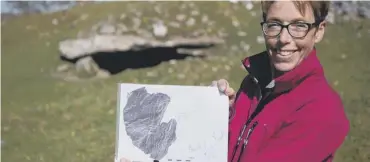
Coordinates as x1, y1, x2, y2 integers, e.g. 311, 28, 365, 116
250, 107, 349, 162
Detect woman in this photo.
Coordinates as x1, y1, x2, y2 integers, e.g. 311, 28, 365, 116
121, 1, 350, 162
214, 1, 350, 162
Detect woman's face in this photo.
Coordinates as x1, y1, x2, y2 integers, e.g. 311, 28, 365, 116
263, 1, 326, 73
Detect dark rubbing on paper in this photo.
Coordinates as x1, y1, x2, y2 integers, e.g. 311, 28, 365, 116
123, 87, 177, 160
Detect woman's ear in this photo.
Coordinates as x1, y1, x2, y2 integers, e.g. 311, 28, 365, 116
314, 21, 327, 43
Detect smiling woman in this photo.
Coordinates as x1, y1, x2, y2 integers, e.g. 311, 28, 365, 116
212, 1, 350, 162
261, 1, 329, 76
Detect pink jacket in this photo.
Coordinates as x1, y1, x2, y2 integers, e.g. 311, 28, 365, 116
228, 49, 350, 162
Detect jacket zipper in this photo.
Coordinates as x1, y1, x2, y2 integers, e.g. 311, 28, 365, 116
231, 76, 272, 162
231, 88, 262, 161
237, 121, 259, 162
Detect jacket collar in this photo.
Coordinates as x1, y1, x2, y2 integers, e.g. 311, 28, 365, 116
242, 48, 324, 94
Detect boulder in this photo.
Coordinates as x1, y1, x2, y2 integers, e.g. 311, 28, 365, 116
59, 34, 224, 60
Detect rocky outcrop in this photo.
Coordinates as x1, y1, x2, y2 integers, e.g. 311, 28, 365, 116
54, 16, 225, 81
59, 35, 224, 61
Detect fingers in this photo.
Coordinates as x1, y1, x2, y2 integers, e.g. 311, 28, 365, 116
224, 86, 235, 97
227, 87, 236, 106
217, 79, 229, 93
212, 79, 237, 107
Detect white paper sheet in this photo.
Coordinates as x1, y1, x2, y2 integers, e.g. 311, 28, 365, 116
115, 83, 229, 162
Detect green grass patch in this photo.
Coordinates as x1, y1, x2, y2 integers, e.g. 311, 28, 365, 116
2, 2, 370, 162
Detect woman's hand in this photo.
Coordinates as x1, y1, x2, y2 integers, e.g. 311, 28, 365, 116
211, 79, 236, 107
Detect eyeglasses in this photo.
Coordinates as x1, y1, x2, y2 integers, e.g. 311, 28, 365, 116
260, 21, 321, 38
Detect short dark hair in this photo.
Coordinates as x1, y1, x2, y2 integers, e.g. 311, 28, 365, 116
261, 1, 330, 23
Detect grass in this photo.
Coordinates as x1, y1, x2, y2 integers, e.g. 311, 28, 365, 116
1, 1, 370, 162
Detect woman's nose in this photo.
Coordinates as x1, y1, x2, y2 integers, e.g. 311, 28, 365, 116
278, 28, 293, 44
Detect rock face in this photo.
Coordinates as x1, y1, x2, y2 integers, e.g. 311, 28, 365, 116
56, 17, 225, 81
123, 87, 177, 160
59, 35, 154, 60
59, 35, 224, 60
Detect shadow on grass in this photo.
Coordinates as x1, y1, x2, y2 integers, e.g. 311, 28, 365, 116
60, 45, 212, 75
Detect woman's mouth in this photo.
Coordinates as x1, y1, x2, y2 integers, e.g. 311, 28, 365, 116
278, 50, 296, 56
274, 49, 298, 59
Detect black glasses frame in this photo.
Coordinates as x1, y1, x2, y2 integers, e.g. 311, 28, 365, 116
260, 21, 321, 38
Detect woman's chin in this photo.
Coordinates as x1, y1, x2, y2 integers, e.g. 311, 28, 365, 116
273, 62, 295, 73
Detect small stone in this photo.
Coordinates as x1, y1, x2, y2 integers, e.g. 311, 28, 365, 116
186, 18, 196, 27
52, 18, 58, 25
229, 0, 239, 4
201, 15, 209, 23
237, 31, 247, 37
212, 67, 218, 72
333, 80, 339, 86
75, 56, 100, 77
152, 21, 168, 38
245, 2, 254, 10
169, 60, 177, 65
191, 10, 200, 16
176, 14, 187, 22
341, 54, 347, 59
232, 18, 240, 27
257, 36, 265, 44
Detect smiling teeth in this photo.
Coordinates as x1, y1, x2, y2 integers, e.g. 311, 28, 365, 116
279, 50, 294, 56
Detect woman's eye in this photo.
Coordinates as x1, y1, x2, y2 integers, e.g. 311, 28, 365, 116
292, 23, 308, 28
267, 23, 280, 28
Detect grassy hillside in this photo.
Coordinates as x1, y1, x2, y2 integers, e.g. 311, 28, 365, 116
2, 1, 370, 162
